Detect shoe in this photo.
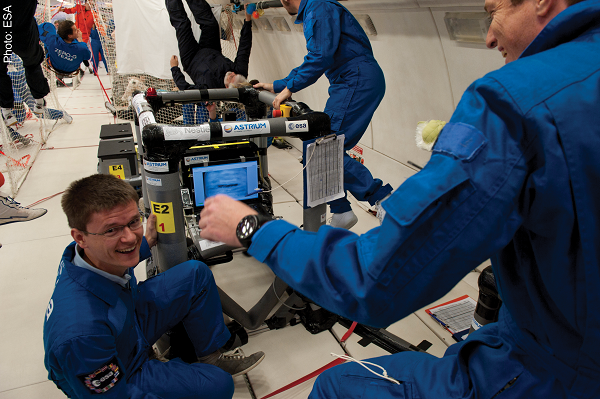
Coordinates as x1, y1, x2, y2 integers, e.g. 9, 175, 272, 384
33, 99, 46, 115
88, 66, 94, 74
374, 193, 391, 225
63, 112, 73, 124
2, 111, 17, 127
0, 196, 47, 226
329, 210, 358, 229
211, 348, 265, 377
9, 128, 32, 148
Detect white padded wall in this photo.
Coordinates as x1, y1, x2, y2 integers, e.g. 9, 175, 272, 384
430, 8, 505, 106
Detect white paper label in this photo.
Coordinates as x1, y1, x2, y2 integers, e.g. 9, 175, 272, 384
144, 159, 169, 172
131, 94, 146, 117
221, 121, 270, 137
199, 239, 226, 251
285, 120, 309, 134
184, 155, 210, 165
146, 177, 162, 186
163, 125, 210, 141
139, 112, 156, 130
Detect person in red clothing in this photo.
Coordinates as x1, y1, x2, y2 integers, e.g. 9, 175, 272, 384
59, 1, 94, 43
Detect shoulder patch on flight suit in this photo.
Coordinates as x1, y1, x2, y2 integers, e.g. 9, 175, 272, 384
433, 122, 487, 162
77, 357, 121, 394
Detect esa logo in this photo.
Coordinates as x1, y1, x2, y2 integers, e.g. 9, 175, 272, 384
287, 122, 307, 131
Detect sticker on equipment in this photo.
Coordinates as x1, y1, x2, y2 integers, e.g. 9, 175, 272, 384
184, 155, 210, 165
285, 120, 309, 134
146, 177, 162, 186
144, 159, 168, 172
77, 357, 121, 394
163, 126, 210, 141
222, 121, 270, 136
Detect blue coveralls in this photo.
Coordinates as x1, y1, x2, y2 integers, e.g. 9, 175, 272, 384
250, 1, 600, 397
90, 28, 108, 74
273, 0, 392, 214
43, 240, 234, 399
38, 23, 91, 74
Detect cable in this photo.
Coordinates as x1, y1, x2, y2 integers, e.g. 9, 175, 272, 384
330, 353, 400, 385
271, 281, 306, 310
26, 191, 64, 208
258, 136, 325, 194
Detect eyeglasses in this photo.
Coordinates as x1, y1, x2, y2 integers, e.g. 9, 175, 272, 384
83, 215, 143, 238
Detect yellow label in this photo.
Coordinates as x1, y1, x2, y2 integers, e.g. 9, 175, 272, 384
109, 164, 125, 179
150, 201, 175, 234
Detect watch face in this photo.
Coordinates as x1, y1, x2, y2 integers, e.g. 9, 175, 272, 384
237, 215, 258, 240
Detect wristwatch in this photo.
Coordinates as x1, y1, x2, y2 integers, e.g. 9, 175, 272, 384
236, 214, 274, 248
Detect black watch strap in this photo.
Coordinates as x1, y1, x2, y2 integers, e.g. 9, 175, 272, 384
236, 214, 274, 248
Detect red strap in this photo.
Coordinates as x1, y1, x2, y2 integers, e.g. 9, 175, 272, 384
260, 358, 346, 399
259, 321, 358, 399
340, 321, 358, 343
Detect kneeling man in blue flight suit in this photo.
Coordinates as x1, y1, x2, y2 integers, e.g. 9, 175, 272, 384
44, 174, 264, 398
198, 0, 600, 397
38, 21, 91, 74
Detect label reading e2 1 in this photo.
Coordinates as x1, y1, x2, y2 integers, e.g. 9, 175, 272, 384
151, 201, 175, 234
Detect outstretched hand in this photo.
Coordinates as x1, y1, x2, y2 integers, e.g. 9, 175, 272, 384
206, 102, 217, 120
273, 87, 292, 109
253, 82, 274, 93
198, 195, 258, 247
145, 213, 158, 248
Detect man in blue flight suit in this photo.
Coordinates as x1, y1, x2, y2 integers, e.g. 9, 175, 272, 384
44, 174, 264, 398
198, 0, 600, 397
38, 21, 91, 75
254, 0, 393, 230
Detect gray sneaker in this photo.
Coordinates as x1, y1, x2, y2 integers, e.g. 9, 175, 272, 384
329, 210, 358, 230
0, 196, 47, 226
2, 111, 17, 126
212, 348, 265, 377
9, 128, 32, 148
33, 99, 46, 115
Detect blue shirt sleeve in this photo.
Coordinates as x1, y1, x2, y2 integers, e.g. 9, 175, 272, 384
38, 22, 57, 45
279, 2, 341, 93
249, 76, 528, 328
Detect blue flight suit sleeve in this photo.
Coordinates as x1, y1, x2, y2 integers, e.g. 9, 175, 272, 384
76, 40, 92, 61
38, 22, 57, 44
140, 237, 151, 261
273, 2, 340, 93
249, 75, 528, 328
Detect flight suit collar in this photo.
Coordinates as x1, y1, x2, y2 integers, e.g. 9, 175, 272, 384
521, 0, 600, 59
295, 0, 309, 23
61, 242, 128, 307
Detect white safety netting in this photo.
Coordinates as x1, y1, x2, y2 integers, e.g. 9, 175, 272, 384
90, 0, 247, 123
0, 0, 71, 197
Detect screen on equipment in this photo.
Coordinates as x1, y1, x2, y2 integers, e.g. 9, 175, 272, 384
192, 161, 259, 207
